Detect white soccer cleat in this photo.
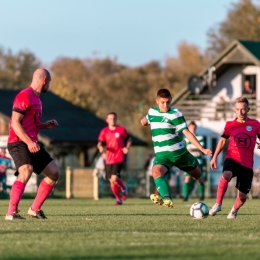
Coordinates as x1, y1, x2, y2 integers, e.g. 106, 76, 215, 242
5, 212, 25, 220
227, 207, 238, 219
209, 203, 222, 216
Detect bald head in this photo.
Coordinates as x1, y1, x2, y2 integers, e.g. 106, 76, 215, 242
31, 68, 51, 94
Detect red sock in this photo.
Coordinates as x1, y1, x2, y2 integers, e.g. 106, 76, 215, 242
216, 177, 229, 205
111, 183, 121, 201
233, 197, 246, 210
116, 178, 126, 191
31, 180, 54, 211
8, 181, 26, 215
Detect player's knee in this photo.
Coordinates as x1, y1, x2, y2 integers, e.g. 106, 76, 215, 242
222, 171, 232, 180
152, 170, 161, 179
238, 193, 247, 201
17, 164, 33, 183
53, 168, 61, 181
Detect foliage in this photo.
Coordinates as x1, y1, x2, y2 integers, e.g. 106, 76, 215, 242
50, 42, 205, 142
207, 0, 260, 58
0, 48, 40, 89
0, 198, 260, 260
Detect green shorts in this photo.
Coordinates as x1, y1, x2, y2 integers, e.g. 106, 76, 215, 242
153, 150, 198, 172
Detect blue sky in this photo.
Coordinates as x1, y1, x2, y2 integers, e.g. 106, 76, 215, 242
0, 0, 237, 67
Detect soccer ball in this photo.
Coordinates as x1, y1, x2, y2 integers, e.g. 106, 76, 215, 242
190, 202, 209, 219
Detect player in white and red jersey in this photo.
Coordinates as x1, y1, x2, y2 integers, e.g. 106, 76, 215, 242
97, 112, 132, 205
209, 97, 260, 218
5, 68, 60, 220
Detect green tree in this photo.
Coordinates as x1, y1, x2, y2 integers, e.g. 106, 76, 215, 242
0, 48, 40, 89
207, 0, 260, 58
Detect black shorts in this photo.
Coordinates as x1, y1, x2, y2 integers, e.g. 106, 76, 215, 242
105, 162, 123, 179
223, 158, 253, 194
7, 142, 53, 176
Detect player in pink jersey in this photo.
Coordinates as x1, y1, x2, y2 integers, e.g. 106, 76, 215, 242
97, 112, 132, 205
5, 68, 60, 220
209, 97, 260, 218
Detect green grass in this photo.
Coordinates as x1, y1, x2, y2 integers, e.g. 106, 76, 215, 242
0, 197, 260, 260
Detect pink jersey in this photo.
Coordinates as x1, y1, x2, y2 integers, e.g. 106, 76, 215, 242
98, 125, 129, 164
8, 86, 42, 143
222, 118, 260, 168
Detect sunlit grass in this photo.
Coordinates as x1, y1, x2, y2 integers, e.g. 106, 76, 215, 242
0, 197, 260, 260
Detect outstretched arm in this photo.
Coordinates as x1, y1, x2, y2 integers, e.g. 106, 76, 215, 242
210, 137, 227, 169
182, 128, 212, 156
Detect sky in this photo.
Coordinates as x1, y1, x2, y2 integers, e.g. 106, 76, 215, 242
0, 0, 238, 67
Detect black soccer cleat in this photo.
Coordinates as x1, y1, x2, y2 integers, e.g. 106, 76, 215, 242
28, 207, 47, 219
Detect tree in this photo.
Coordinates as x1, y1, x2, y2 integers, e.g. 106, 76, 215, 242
0, 48, 40, 89
207, 0, 260, 58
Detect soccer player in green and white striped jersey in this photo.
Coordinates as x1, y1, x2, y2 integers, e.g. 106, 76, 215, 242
183, 121, 205, 202
141, 89, 212, 208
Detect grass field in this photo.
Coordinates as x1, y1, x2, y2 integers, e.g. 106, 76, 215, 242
0, 197, 260, 260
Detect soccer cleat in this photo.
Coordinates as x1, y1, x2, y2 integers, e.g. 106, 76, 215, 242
209, 203, 222, 216
28, 207, 47, 219
199, 195, 205, 201
122, 188, 128, 201
183, 197, 188, 202
150, 194, 174, 208
227, 207, 238, 219
150, 194, 163, 205
5, 212, 26, 220
114, 200, 122, 206
162, 197, 174, 208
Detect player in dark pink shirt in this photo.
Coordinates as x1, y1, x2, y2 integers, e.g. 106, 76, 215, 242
97, 112, 132, 205
209, 97, 260, 218
5, 68, 60, 220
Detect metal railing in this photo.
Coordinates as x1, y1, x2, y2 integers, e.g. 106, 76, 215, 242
176, 95, 260, 121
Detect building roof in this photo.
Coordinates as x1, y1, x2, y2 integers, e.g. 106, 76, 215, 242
0, 89, 146, 146
239, 40, 260, 61
172, 39, 260, 104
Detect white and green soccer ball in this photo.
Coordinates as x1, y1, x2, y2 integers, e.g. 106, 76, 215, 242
190, 202, 209, 219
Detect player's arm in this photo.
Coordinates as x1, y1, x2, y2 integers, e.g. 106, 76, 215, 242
141, 117, 148, 126
40, 119, 59, 129
182, 128, 212, 156
11, 111, 40, 153
210, 137, 227, 169
97, 141, 105, 153
122, 137, 132, 154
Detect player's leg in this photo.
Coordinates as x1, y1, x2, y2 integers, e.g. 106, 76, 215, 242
113, 163, 128, 200
227, 166, 253, 219
106, 163, 125, 205
6, 164, 32, 220
209, 159, 235, 216
109, 174, 122, 205
150, 164, 174, 208
183, 174, 191, 201
197, 165, 205, 201
209, 171, 232, 216
28, 147, 59, 219
5, 143, 33, 220
28, 160, 60, 219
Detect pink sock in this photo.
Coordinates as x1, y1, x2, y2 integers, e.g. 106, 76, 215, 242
8, 181, 26, 215
31, 180, 54, 211
216, 177, 229, 205
116, 178, 126, 191
111, 184, 121, 201
233, 197, 246, 210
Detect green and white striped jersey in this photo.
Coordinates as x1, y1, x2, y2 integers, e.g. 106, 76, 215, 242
184, 135, 204, 165
146, 106, 188, 158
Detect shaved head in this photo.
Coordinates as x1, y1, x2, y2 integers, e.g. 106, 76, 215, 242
32, 68, 51, 81
31, 68, 51, 94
